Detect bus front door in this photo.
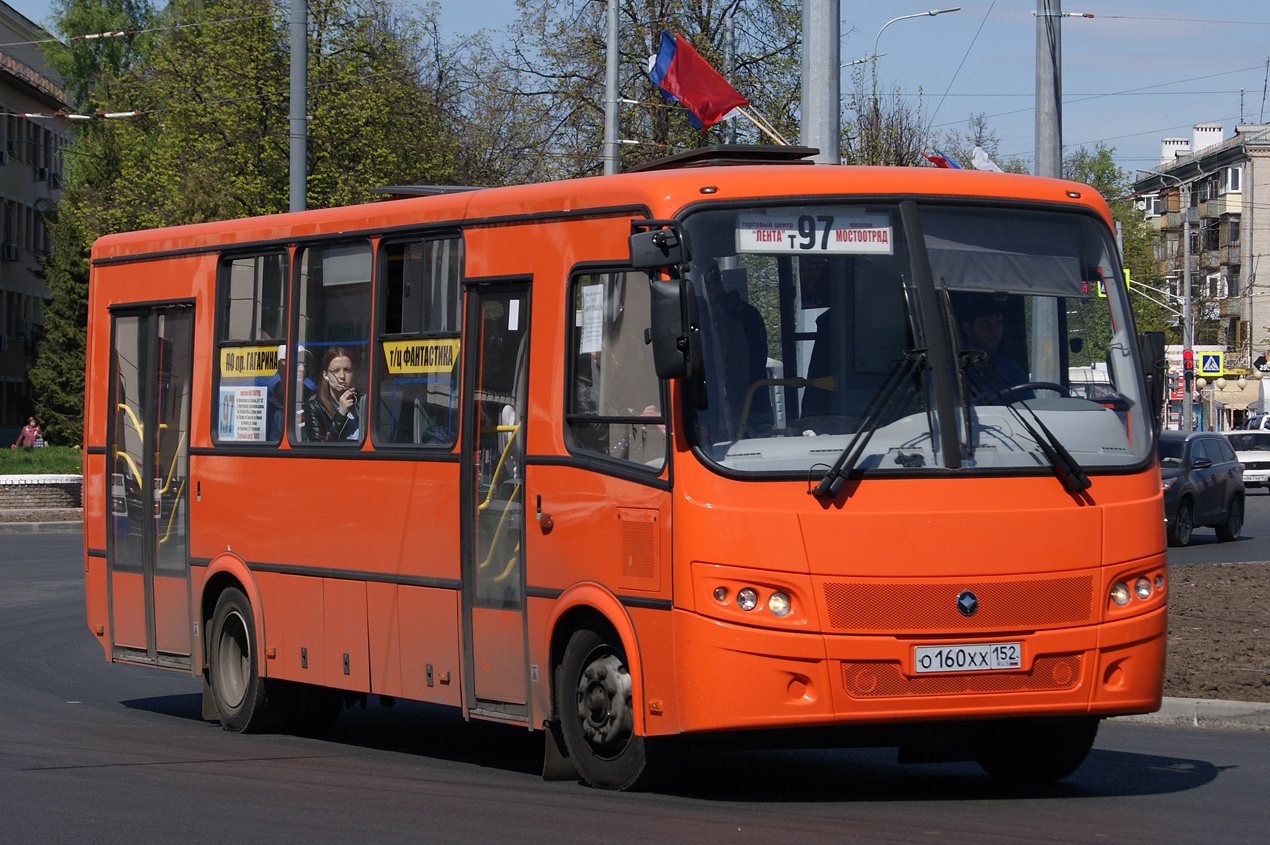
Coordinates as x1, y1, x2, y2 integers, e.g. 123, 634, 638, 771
106, 305, 194, 668
460, 283, 530, 720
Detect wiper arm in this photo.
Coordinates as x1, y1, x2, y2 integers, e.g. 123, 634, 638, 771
813, 350, 925, 499
962, 352, 1091, 495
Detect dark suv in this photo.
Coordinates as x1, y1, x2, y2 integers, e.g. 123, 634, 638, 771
1158, 431, 1245, 546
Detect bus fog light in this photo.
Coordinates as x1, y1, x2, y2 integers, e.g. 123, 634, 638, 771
1155, 574, 1165, 590
767, 592, 791, 617
737, 588, 758, 611
1110, 582, 1131, 606
713, 587, 728, 603
1134, 577, 1152, 600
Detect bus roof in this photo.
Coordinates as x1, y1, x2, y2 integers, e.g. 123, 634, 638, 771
90, 164, 1111, 262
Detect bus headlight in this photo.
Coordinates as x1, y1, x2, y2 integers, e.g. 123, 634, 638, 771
1134, 577, 1152, 600
1110, 582, 1131, 606
767, 591, 791, 617
736, 588, 759, 611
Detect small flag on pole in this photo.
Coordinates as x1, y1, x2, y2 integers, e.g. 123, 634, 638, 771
971, 146, 1004, 172
921, 150, 962, 169
647, 32, 748, 131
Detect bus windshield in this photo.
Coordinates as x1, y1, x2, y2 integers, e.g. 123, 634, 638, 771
681, 201, 1153, 476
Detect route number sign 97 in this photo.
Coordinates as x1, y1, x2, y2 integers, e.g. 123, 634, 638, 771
736, 209, 894, 255
736, 211, 894, 256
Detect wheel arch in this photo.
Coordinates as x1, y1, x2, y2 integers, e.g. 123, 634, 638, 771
199, 552, 265, 675
544, 581, 646, 737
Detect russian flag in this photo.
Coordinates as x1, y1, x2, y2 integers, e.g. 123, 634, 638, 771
921, 150, 962, 169
647, 32, 748, 131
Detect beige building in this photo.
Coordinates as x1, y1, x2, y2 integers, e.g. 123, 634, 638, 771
0, 2, 67, 438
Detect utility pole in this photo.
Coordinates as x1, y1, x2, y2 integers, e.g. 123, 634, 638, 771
602, 0, 619, 175
722, 16, 736, 145
289, 0, 307, 212
800, 0, 840, 164
1033, 0, 1062, 383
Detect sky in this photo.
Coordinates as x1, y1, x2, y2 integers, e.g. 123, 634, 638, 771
6, 1, 1270, 180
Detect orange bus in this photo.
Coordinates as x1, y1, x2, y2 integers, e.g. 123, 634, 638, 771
83, 146, 1168, 789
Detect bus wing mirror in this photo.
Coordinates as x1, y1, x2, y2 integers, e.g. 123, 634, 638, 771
629, 220, 690, 269
1139, 330, 1166, 433
648, 277, 700, 380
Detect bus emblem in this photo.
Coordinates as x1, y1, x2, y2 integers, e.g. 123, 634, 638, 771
957, 591, 979, 617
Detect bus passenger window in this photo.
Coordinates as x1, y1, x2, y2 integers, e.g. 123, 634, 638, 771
565, 271, 665, 471
294, 241, 372, 444
373, 236, 462, 447
213, 252, 287, 445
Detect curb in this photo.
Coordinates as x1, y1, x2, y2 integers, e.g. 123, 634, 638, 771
0, 519, 82, 534
1115, 697, 1270, 731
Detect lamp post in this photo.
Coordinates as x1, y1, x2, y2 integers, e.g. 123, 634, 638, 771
869, 8, 960, 120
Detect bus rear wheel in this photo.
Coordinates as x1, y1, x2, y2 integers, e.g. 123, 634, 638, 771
973, 717, 1099, 783
557, 627, 647, 790
207, 587, 290, 733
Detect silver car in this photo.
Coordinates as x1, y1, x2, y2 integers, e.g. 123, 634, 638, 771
1227, 431, 1270, 492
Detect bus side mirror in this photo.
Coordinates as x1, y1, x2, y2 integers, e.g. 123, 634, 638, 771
1139, 330, 1166, 433
629, 220, 690, 269
648, 277, 700, 380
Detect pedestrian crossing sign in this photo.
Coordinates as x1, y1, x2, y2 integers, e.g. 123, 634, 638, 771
1199, 352, 1223, 376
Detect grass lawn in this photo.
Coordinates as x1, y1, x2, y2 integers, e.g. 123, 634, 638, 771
0, 446, 84, 475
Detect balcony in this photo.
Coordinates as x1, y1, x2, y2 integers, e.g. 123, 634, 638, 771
1201, 194, 1240, 217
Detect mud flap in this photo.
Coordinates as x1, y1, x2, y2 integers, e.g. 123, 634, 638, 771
542, 720, 580, 781
201, 673, 218, 722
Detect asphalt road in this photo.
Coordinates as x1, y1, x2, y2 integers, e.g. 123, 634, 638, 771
3, 532, 1270, 843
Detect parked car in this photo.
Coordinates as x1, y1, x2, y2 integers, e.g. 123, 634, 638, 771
1226, 431, 1270, 492
1158, 431, 1245, 546
1245, 414, 1270, 430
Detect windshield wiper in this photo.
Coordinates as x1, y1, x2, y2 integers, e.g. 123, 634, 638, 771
961, 352, 1091, 495
813, 350, 926, 499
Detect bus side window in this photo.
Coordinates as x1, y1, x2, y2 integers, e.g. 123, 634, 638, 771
213, 252, 287, 445
294, 241, 373, 444
565, 271, 665, 471
373, 235, 462, 447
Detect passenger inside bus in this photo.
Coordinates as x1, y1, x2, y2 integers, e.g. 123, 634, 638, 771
304, 347, 362, 441
695, 261, 770, 438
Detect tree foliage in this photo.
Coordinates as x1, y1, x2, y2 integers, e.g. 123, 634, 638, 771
31, 0, 464, 440
499, 0, 801, 177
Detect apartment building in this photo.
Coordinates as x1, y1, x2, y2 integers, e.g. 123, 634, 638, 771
0, 2, 67, 435
1133, 123, 1270, 420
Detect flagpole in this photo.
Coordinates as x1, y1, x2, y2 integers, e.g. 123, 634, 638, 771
738, 107, 789, 145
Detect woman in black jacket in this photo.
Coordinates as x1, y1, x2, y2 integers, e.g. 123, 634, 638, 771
304, 347, 361, 442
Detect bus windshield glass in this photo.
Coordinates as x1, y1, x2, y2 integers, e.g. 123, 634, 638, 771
680, 201, 1153, 476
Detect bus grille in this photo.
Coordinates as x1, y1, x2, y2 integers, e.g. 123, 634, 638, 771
841, 654, 1083, 698
822, 575, 1094, 632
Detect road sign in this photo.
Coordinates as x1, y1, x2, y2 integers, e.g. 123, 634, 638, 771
1199, 352, 1224, 377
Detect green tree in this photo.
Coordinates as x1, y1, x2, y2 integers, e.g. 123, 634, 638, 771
31, 0, 467, 440
499, 0, 802, 177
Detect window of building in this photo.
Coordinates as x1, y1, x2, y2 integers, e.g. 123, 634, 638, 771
373, 234, 463, 446
1228, 268, 1241, 298
213, 252, 288, 445
565, 270, 665, 471
1223, 166, 1242, 194
1228, 218, 1240, 245
294, 241, 373, 444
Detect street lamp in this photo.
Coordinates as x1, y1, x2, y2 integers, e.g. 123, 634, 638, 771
869, 8, 961, 113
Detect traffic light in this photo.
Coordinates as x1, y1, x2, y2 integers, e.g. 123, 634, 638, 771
1182, 348, 1194, 392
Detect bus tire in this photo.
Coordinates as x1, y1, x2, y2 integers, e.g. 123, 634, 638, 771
557, 626, 646, 790
207, 587, 290, 733
973, 717, 1099, 783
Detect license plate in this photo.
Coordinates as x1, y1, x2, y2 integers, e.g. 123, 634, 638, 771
913, 642, 1022, 674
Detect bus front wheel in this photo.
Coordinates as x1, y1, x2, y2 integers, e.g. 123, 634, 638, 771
973, 717, 1099, 783
207, 587, 290, 733
557, 627, 647, 790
